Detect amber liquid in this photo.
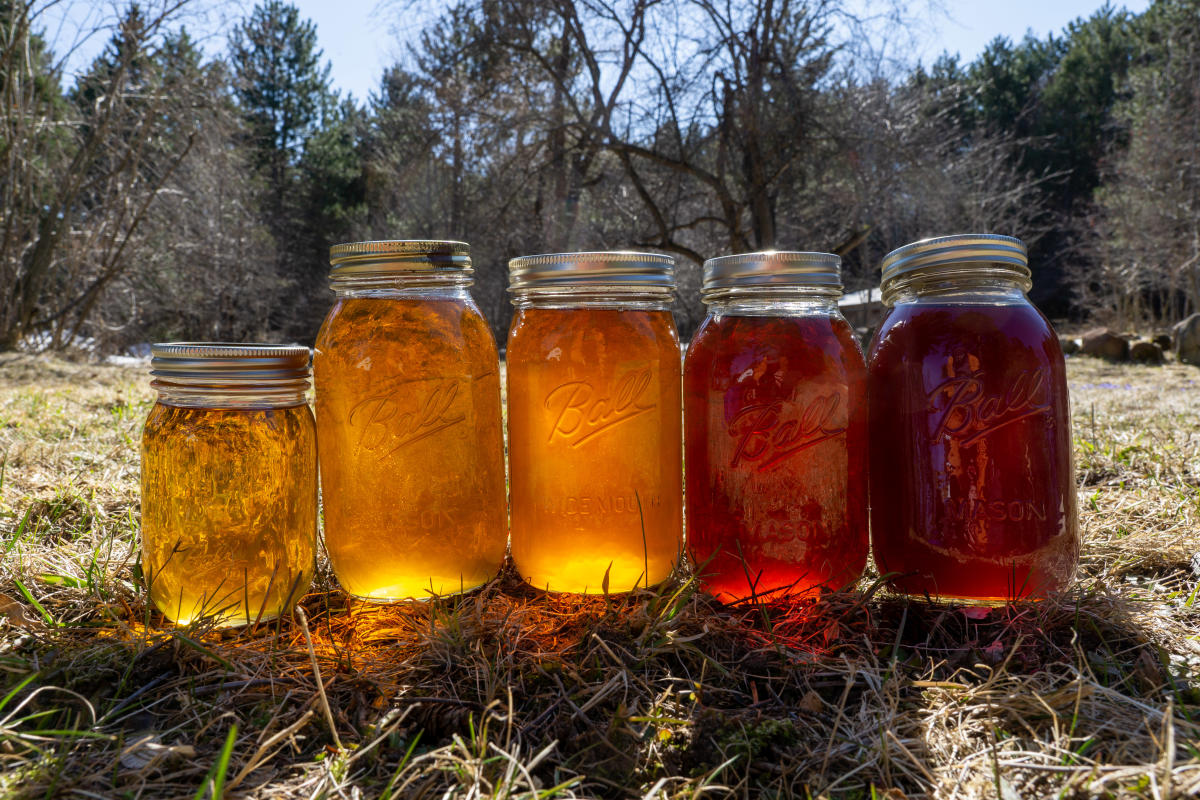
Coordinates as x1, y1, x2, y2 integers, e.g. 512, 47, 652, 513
314, 295, 507, 600
868, 300, 1078, 602
507, 307, 683, 593
141, 403, 316, 626
684, 312, 868, 602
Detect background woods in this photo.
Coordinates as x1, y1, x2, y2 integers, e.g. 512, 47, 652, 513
2, 4, 1200, 796
3, 0, 1200, 350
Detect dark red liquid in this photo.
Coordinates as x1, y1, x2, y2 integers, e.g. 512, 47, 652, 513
684, 311, 868, 602
868, 299, 1078, 602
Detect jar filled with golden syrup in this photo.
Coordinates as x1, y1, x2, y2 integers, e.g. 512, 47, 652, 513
506, 252, 683, 593
140, 344, 316, 627
684, 252, 868, 603
868, 234, 1079, 603
314, 241, 507, 601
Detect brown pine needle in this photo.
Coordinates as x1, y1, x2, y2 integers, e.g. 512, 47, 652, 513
296, 606, 342, 751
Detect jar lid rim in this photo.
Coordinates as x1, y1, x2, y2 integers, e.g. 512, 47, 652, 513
703, 250, 842, 294
330, 239, 469, 257
509, 250, 675, 290
329, 240, 472, 275
150, 342, 311, 387
881, 234, 1028, 279
152, 342, 309, 362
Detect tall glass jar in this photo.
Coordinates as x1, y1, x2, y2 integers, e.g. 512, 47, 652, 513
684, 252, 868, 602
141, 343, 316, 626
314, 241, 507, 601
507, 252, 682, 593
868, 234, 1079, 602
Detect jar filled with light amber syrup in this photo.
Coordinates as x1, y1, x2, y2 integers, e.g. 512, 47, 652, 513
140, 344, 316, 626
314, 241, 507, 601
868, 234, 1079, 603
684, 252, 868, 602
507, 252, 683, 593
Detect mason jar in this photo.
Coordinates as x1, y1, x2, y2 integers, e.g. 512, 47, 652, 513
868, 234, 1079, 602
506, 252, 683, 593
140, 343, 316, 626
314, 240, 507, 601
684, 251, 868, 602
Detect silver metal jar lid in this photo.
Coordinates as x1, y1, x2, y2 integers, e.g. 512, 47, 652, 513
150, 343, 311, 393
508, 251, 675, 292
702, 251, 842, 298
880, 234, 1031, 295
328, 240, 471, 277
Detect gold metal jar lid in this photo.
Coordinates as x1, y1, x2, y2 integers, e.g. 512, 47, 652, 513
880, 234, 1031, 300
150, 343, 311, 394
508, 251, 675, 292
328, 240, 471, 277
702, 251, 842, 299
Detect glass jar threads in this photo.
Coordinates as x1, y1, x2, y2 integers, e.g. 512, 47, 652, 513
684, 252, 868, 602
868, 234, 1079, 602
314, 241, 507, 601
506, 252, 683, 593
140, 343, 316, 626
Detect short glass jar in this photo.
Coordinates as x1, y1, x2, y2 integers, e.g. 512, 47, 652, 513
684, 251, 868, 602
868, 234, 1079, 602
506, 252, 683, 593
140, 343, 316, 626
314, 241, 507, 601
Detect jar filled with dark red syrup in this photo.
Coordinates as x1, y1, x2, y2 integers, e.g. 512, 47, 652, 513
684, 251, 868, 602
868, 234, 1078, 603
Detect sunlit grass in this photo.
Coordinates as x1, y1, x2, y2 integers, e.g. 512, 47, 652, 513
0, 352, 1197, 797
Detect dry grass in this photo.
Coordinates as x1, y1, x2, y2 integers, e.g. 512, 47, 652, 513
0, 352, 1197, 799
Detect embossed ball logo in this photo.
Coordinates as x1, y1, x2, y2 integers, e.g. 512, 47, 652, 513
544, 366, 656, 448
929, 368, 1051, 446
348, 379, 467, 456
728, 393, 846, 470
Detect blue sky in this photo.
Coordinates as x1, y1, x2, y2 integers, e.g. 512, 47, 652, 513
42, 0, 1152, 101
915, 0, 1152, 63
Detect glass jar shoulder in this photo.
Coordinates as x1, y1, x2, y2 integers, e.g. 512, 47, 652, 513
507, 307, 679, 360
142, 402, 314, 451
869, 295, 1061, 365
686, 310, 865, 388
316, 292, 498, 372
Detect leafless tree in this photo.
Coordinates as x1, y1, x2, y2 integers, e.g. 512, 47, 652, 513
804, 78, 1035, 289
0, 0, 200, 351
92, 53, 281, 351
1081, 1, 1200, 331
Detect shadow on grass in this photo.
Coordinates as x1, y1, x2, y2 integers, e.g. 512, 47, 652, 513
1, 565, 1198, 798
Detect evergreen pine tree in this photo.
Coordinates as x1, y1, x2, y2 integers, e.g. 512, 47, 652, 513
228, 0, 333, 222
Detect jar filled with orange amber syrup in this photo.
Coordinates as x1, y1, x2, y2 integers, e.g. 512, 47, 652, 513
506, 251, 683, 593
140, 344, 316, 627
314, 241, 507, 601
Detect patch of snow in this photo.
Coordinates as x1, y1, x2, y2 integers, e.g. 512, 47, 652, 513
106, 342, 151, 367
106, 354, 149, 367
19, 332, 98, 353
839, 287, 882, 307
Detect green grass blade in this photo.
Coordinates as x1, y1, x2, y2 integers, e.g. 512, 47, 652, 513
194, 723, 237, 800
0, 672, 40, 714
12, 579, 55, 627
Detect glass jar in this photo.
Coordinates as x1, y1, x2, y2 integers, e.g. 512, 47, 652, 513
506, 252, 683, 593
684, 252, 868, 602
140, 343, 316, 626
314, 240, 507, 601
868, 234, 1078, 602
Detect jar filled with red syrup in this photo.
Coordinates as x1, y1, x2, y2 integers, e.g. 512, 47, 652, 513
868, 234, 1078, 603
684, 251, 868, 602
